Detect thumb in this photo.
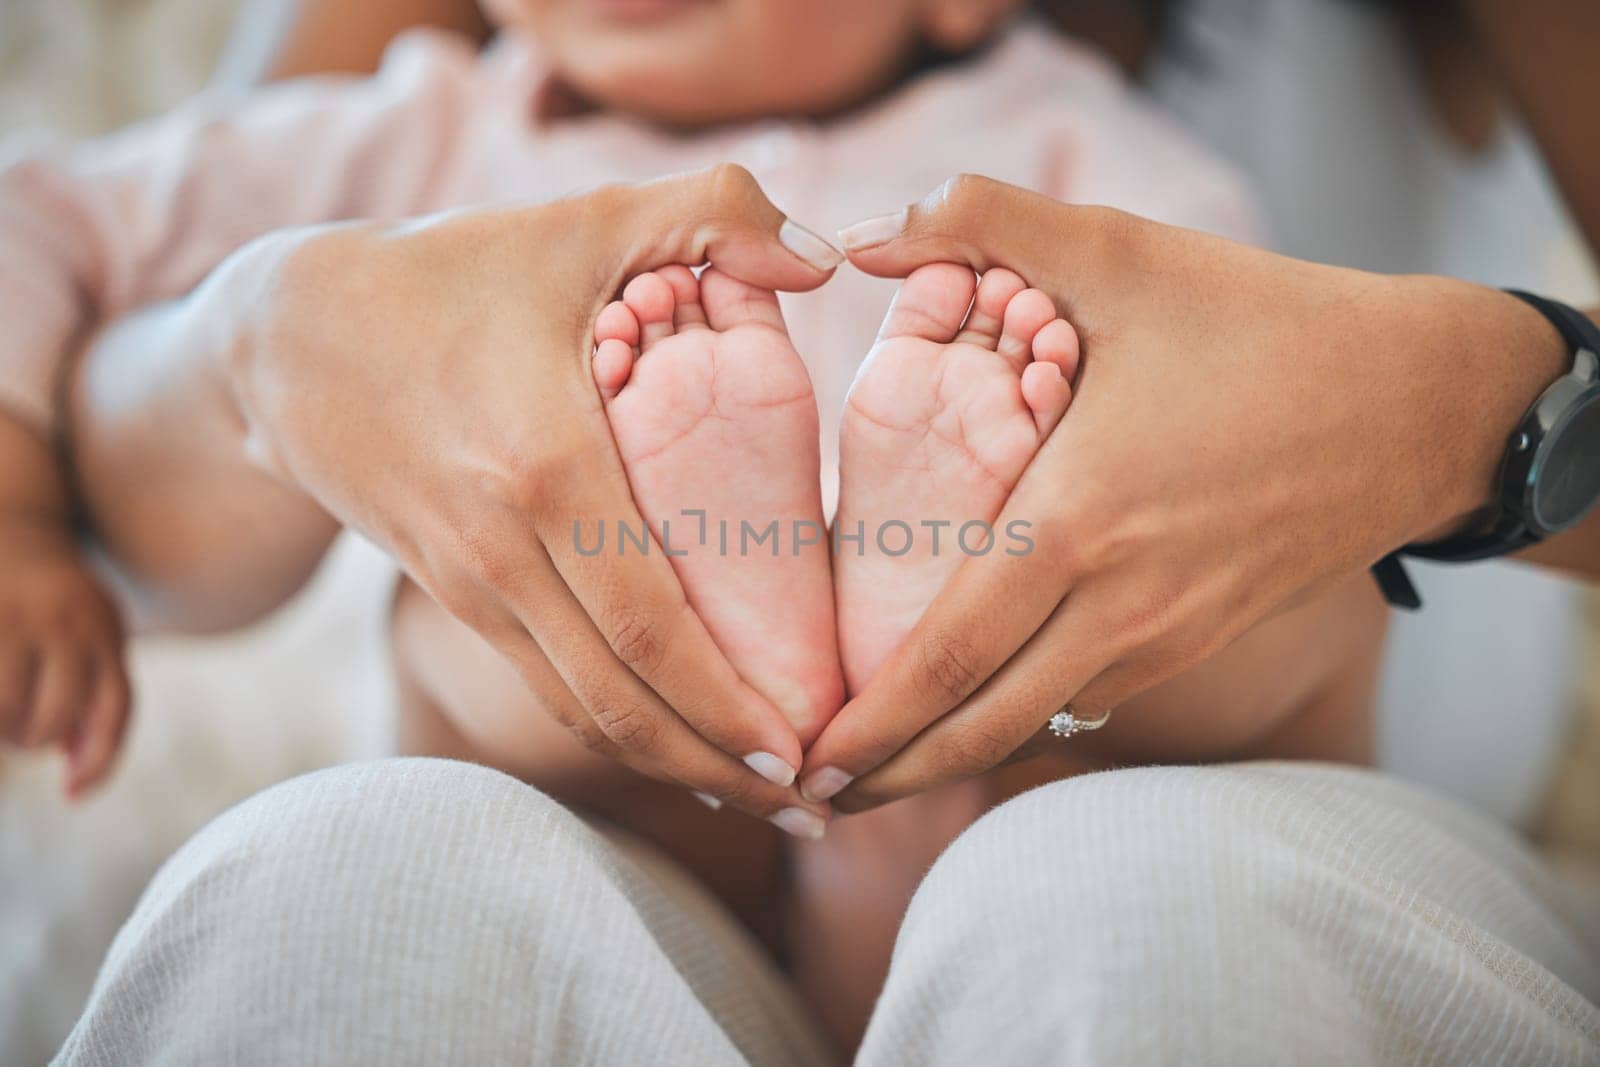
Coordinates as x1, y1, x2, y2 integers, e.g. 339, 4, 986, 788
838, 174, 1113, 289
618, 164, 842, 293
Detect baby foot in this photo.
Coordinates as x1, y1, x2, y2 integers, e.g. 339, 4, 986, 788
594, 267, 844, 746
834, 264, 1079, 695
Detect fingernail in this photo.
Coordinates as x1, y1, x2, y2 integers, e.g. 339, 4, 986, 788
838, 207, 909, 251
744, 751, 797, 788
769, 807, 827, 841
692, 791, 723, 810
800, 767, 853, 803
780, 219, 844, 271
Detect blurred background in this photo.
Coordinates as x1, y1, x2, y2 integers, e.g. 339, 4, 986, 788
0, 0, 1596, 1062
1, 15, 398, 1062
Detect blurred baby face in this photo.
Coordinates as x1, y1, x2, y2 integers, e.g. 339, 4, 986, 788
487, 0, 1023, 126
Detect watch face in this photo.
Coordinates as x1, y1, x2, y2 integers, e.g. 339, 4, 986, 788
1532, 393, 1600, 532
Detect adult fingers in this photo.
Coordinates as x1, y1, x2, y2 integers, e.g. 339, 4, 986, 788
837, 175, 1135, 323
437, 332, 807, 776
614, 164, 843, 293
416, 586, 827, 835
540, 521, 807, 779
452, 497, 806, 784
829, 596, 1126, 812
831, 558, 1265, 813
999, 662, 1144, 768
798, 436, 1112, 801
491, 552, 827, 831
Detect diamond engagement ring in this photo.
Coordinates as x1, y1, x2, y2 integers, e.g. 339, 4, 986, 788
1047, 704, 1112, 740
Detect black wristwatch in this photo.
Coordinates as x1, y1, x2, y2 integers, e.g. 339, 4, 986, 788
1372, 289, 1600, 610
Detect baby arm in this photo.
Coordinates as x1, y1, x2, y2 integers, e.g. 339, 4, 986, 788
67, 282, 339, 633
0, 32, 488, 796
0, 32, 483, 629
0, 414, 128, 796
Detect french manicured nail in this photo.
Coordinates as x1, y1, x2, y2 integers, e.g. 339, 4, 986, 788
837, 207, 909, 251
744, 751, 797, 788
800, 767, 853, 803
769, 807, 827, 841
780, 219, 844, 271
692, 791, 723, 811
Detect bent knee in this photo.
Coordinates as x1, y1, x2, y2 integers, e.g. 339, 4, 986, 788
156, 759, 601, 909
906, 763, 1399, 957
73, 761, 653, 1064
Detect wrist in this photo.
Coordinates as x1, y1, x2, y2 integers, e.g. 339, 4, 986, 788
188, 229, 304, 412
0, 412, 72, 522
185, 224, 359, 481
1408, 281, 1574, 544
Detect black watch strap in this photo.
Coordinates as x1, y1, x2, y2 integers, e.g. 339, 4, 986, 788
1507, 289, 1600, 356
1371, 289, 1598, 610
1370, 553, 1421, 610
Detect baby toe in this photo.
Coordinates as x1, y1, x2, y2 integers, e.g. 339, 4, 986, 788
1021, 360, 1072, 438
699, 268, 787, 334
623, 272, 679, 348
998, 289, 1058, 369
1031, 318, 1081, 382
875, 263, 976, 345
956, 268, 1027, 348
593, 301, 640, 400
593, 338, 635, 401
656, 265, 709, 331
595, 299, 640, 347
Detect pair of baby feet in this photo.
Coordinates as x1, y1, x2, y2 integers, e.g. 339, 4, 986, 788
593, 262, 1080, 750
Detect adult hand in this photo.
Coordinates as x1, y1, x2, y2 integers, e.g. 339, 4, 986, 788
801, 174, 1569, 811
215, 165, 841, 820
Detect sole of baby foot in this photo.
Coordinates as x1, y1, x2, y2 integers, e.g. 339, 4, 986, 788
594, 266, 845, 746
833, 263, 1079, 696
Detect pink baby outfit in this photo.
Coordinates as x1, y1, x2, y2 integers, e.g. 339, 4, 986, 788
0, 20, 1258, 508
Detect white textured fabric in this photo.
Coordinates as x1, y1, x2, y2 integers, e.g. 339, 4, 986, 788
861, 763, 1600, 1066
55, 758, 836, 1067
56, 760, 1598, 1065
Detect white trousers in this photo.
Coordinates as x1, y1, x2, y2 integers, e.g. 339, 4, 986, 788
54, 760, 1600, 1065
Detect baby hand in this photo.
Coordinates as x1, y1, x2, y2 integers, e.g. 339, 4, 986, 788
0, 515, 130, 799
